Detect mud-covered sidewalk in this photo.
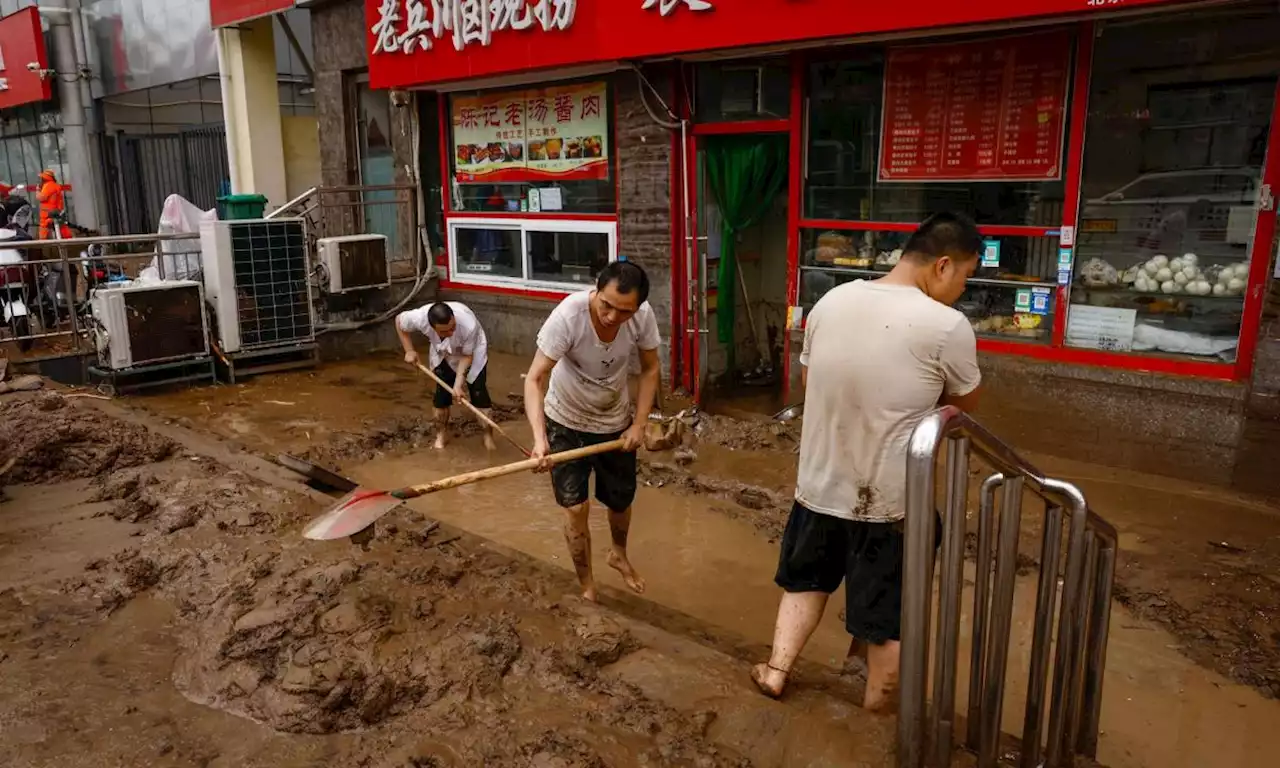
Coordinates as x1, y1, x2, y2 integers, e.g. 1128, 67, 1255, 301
0, 387, 902, 768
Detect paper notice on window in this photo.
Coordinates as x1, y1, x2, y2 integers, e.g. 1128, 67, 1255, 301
539, 187, 563, 211
1065, 305, 1137, 352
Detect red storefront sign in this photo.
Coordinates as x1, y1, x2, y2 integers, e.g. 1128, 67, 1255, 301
0, 7, 51, 110
210, 0, 295, 29
879, 31, 1071, 182
367, 0, 1186, 89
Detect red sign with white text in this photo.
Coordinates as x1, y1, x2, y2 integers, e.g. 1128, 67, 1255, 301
367, 0, 1186, 88
879, 32, 1071, 182
0, 8, 51, 110
210, 0, 295, 29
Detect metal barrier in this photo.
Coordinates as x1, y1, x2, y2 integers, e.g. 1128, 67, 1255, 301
900, 407, 1117, 768
0, 232, 202, 360
267, 184, 423, 276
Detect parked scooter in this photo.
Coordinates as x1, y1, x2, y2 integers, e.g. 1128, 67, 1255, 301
0, 198, 36, 351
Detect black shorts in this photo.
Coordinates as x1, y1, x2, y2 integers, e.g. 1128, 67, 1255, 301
774, 500, 941, 645
431, 361, 492, 409
546, 417, 637, 512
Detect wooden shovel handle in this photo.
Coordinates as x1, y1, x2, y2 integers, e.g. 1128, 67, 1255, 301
394, 439, 626, 500
415, 362, 530, 456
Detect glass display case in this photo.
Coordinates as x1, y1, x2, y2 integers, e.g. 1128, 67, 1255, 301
799, 228, 1058, 344
1066, 9, 1280, 362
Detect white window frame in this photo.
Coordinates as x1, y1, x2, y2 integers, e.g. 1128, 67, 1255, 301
447, 216, 619, 293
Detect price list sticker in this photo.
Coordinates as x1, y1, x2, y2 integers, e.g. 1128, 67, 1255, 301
879, 31, 1071, 182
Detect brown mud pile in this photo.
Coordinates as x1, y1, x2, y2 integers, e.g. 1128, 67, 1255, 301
5, 397, 753, 766
692, 414, 798, 453
0, 392, 176, 483
299, 404, 520, 470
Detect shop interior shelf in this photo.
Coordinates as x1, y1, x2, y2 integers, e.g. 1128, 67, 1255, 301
1076, 286, 1246, 302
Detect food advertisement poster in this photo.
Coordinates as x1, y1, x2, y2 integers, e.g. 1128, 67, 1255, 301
452, 82, 609, 183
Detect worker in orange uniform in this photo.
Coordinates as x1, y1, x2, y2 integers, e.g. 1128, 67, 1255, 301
36, 169, 70, 239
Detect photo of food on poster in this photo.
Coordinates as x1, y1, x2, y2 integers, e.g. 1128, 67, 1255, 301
452, 81, 609, 183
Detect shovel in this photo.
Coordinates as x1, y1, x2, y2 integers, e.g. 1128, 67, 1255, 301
302, 439, 626, 541
415, 362, 530, 457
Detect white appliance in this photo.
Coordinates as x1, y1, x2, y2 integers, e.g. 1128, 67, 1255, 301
318, 234, 390, 293
200, 218, 315, 353
90, 280, 209, 370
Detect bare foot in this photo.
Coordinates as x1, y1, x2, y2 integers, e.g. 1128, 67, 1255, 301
607, 550, 646, 594
580, 583, 598, 602
433, 432, 447, 450
483, 432, 497, 451
750, 662, 788, 699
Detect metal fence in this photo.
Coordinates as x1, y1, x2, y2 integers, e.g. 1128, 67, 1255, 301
901, 407, 1117, 768
101, 127, 230, 235
0, 232, 203, 361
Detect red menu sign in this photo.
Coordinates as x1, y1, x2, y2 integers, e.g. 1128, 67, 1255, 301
878, 31, 1071, 182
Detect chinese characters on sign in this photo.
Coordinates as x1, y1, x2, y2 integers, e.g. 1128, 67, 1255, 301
453, 82, 609, 182
641, 0, 713, 15
878, 31, 1071, 182
371, 0, 576, 55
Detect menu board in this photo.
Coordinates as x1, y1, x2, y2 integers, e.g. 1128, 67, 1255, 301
452, 81, 609, 183
879, 32, 1071, 182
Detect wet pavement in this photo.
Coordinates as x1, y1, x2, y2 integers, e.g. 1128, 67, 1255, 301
119, 350, 1280, 768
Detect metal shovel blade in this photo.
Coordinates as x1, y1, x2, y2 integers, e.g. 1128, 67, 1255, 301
772, 403, 804, 423
302, 488, 404, 541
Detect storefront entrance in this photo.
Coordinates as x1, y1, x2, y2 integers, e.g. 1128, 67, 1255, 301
688, 132, 790, 408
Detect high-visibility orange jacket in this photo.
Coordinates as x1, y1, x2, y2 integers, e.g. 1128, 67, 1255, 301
37, 180, 66, 239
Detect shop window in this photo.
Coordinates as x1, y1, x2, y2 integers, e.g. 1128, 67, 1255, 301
448, 218, 617, 291
445, 79, 618, 291
695, 60, 790, 122
804, 49, 1067, 226
447, 80, 616, 216
799, 228, 1057, 343
1068, 6, 1280, 362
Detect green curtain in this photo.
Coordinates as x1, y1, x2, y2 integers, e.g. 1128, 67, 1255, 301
703, 134, 788, 346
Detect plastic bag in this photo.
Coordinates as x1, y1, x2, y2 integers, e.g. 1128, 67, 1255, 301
139, 194, 215, 282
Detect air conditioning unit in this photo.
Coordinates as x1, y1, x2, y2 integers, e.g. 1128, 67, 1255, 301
200, 218, 315, 354
90, 280, 209, 370
318, 234, 390, 293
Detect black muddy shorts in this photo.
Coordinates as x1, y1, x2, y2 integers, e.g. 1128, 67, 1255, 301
430, 361, 493, 409
546, 417, 637, 512
774, 501, 941, 645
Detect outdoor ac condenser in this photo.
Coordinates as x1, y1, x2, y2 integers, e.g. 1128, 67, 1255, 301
90, 280, 209, 370
318, 234, 390, 293
200, 218, 315, 354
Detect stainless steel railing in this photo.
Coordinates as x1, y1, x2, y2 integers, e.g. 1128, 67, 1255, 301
900, 407, 1117, 768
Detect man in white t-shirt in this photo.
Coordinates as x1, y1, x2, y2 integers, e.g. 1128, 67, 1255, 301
396, 301, 496, 452
751, 212, 984, 711
524, 262, 662, 602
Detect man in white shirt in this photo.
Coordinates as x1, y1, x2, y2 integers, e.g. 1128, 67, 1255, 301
396, 301, 496, 452
751, 213, 984, 711
524, 262, 662, 602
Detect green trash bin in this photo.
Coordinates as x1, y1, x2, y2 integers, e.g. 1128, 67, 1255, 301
217, 193, 268, 220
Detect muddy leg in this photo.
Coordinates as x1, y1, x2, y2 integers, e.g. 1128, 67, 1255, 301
606, 506, 645, 594
753, 591, 828, 697
479, 408, 497, 452
863, 640, 900, 712
433, 407, 449, 450
562, 501, 596, 601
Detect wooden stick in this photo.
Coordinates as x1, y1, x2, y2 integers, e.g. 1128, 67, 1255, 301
415, 362, 530, 457
393, 439, 625, 501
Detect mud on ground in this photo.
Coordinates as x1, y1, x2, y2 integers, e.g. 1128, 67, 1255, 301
0, 396, 752, 767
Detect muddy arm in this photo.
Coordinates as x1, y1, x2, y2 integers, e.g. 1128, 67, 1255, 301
524, 351, 557, 460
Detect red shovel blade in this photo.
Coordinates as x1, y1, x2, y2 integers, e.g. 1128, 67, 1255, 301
301, 488, 404, 541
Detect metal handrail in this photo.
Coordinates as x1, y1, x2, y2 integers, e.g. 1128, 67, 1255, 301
901, 407, 1117, 768
267, 186, 318, 219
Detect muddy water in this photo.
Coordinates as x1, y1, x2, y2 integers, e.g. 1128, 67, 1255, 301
345, 433, 1280, 768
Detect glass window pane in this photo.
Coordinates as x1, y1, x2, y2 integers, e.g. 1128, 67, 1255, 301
695, 60, 790, 122
453, 226, 522, 279
527, 230, 610, 286
804, 50, 1066, 225
1069, 6, 1279, 361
